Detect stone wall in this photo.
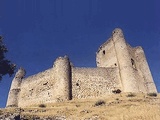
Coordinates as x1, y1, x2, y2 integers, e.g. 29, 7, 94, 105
15, 66, 122, 107
72, 67, 122, 99
6, 28, 157, 108
18, 68, 56, 107
134, 47, 157, 93
17, 56, 72, 107
96, 38, 118, 68
96, 28, 157, 93
126, 44, 157, 93
112, 28, 140, 92
126, 45, 146, 93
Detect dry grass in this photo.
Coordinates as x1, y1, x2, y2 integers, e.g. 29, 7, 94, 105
2, 93, 160, 120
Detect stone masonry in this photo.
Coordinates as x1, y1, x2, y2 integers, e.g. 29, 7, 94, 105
6, 28, 157, 107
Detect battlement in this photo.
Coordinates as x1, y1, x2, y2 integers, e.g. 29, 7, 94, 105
6, 28, 157, 108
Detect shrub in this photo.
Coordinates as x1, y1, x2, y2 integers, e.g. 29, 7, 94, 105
112, 89, 121, 94
94, 100, 105, 106
115, 98, 119, 100
147, 93, 157, 97
39, 104, 46, 108
76, 104, 80, 107
126, 93, 136, 97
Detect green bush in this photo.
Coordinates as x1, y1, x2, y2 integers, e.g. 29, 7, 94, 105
126, 93, 136, 97
147, 93, 157, 97
94, 100, 105, 106
39, 104, 46, 108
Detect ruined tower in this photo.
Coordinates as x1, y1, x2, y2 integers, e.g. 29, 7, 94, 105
54, 56, 72, 101
6, 68, 26, 107
96, 28, 157, 93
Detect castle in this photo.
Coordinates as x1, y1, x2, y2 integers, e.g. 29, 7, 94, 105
6, 28, 157, 108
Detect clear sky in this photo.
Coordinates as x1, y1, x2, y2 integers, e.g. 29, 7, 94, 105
0, 0, 159, 108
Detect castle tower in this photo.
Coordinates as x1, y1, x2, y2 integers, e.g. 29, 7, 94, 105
111, 28, 139, 92
54, 56, 72, 101
96, 28, 157, 93
96, 28, 143, 92
135, 47, 157, 93
6, 67, 26, 107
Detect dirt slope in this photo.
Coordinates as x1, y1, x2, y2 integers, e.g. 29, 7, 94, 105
0, 93, 160, 120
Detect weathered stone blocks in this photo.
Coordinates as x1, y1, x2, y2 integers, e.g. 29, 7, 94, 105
6, 28, 157, 108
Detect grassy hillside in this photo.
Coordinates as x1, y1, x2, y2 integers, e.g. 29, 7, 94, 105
1, 93, 160, 120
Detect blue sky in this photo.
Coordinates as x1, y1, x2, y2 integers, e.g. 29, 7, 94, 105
0, 0, 160, 108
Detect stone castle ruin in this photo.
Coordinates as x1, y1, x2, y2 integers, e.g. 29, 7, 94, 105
6, 28, 157, 108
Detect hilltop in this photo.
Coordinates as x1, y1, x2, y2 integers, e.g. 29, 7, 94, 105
1, 93, 160, 120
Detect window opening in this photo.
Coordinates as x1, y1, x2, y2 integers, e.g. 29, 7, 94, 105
103, 50, 105, 55
76, 83, 79, 86
131, 58, 136, 69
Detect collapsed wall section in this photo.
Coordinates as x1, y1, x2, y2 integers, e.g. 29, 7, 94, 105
18, 68, 56, 107
72, 67, 121, 99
